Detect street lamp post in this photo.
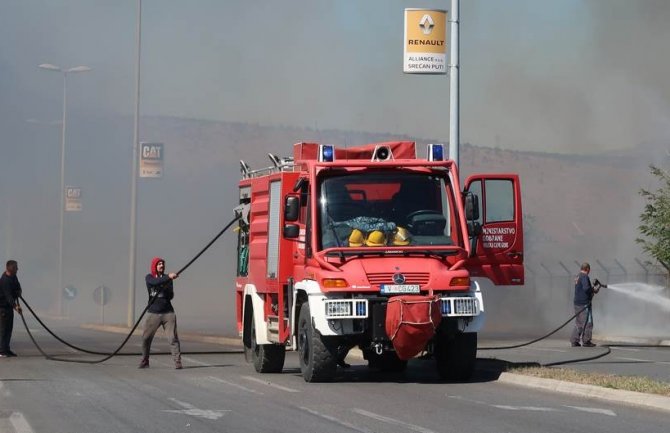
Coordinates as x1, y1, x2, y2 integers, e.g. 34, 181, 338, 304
38, 63, 91, 316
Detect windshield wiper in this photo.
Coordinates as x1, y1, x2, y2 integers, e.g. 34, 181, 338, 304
325, 213, 345, 261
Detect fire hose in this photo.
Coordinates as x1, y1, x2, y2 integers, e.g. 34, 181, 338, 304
478, 303, 613, 367
17, 214, 241, 364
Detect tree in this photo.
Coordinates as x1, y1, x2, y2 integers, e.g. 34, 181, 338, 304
637, 165, 670, 272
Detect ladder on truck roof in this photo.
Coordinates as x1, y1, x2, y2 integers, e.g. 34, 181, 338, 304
240, 153, 295, 179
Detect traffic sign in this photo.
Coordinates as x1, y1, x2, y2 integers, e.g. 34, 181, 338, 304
93, 285, 111, 306
63, 286, 78, 301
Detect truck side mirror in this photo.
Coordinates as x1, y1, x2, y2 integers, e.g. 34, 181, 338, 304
465, 192, 480, 221
284, 195, 300, 222
283, 224, 299, 239
467, 221, 482, 257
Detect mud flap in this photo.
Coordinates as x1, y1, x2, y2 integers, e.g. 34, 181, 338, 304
385, 296, 442, 360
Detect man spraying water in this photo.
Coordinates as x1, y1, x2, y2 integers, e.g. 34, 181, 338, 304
570, 262, 607, 347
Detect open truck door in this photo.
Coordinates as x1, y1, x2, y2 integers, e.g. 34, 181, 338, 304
463, 174, 524, 285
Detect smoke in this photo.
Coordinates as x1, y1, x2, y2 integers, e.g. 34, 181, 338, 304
1, 1, 669, 342
595, 283, 670, 338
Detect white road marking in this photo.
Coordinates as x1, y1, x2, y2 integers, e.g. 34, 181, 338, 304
181, 356, 212, 367
492, 405, 559, 412
352, 408, 437, 433
207, 376, 264, 395
564, 406, 617, 417
615, 356, 670, 365
300, 407, 373, 433
526, 347, 566, 353
616, 356, 653, 363
241, 375, 300, 393
447, 395, 487, 405
150, 358, 173, 368
162, 398, 230, 420
10, 412, 35, 433
0, 381, 11, 397
611, 347, 640, 352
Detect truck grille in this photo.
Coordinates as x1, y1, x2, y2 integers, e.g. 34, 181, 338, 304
324, 299, 368, 319
366, 272, 430, 287
440, 297, 480, 317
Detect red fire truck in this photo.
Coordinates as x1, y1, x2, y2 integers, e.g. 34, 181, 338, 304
235, 141, 523, 382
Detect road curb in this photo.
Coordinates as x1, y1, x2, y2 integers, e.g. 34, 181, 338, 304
81, 323, 243, 347
498, 372, 670, 413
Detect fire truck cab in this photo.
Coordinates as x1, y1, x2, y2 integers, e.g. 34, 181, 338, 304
235, 141, 523, 382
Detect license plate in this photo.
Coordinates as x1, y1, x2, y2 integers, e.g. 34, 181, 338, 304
380, 284, 420, 294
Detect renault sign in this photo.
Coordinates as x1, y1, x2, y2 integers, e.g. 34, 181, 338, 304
404, 9, 447, 74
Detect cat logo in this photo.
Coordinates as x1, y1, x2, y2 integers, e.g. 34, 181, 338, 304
140, 142, 164, 178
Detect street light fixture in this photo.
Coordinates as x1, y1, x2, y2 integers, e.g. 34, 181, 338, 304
39, 62, 91, 316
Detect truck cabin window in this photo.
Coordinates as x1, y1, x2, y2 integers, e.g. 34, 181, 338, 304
318, 173, 453, 249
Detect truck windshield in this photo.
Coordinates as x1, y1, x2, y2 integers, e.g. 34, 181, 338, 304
318, 172, 454, 249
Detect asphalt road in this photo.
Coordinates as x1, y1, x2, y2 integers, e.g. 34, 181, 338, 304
0, 324, 668, 433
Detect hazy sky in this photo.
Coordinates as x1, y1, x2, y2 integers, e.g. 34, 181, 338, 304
2, 0, 670, 154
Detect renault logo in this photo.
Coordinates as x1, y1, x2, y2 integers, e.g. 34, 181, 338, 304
393, 273, 406, 284
419, 14, 435, 35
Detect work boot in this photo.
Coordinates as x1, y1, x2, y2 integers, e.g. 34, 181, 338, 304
138, 358, 150, 369
6, 351, 17, 357
570, 342, 581, 347
582, 341, 596, 347
174, 359, 183, 370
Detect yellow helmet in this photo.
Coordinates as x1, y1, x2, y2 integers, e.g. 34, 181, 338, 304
365, 230, 387, 247
392, 227, 411, 246
348, 229, 365, 247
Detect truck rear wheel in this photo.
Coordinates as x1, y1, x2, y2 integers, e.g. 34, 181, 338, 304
245, 306, 285, 373
366, 351, 408, 373
435, 332, 477, 382
298, 303, 337, 382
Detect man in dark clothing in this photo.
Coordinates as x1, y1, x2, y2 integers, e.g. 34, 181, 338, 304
570, 262, 599, 347
139, 257, 182, 369
0, 260, 22, 358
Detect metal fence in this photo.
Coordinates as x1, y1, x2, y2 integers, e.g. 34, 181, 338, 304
520, 258, 669, 333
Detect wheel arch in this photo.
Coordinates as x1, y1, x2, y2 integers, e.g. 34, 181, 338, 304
242, 284, 270, 345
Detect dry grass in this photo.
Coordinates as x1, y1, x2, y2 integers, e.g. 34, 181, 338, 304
510, 366, 670, 397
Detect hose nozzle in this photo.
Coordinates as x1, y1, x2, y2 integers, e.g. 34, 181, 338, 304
594, 278, 608, 289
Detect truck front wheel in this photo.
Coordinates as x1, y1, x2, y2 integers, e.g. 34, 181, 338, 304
298, 303, 337, 382
245, 306, 285, 373
435, 332, 477, 382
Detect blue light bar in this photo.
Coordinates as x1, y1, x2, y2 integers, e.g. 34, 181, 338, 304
356, 301, 366, 316
428, 143, 444, 161
319, 144, 335, 162
441, 299, 451, 315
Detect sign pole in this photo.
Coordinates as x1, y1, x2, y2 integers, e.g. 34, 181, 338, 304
101, 287, 105, 324
449, 0, 459, 168
128, 0, 142, 328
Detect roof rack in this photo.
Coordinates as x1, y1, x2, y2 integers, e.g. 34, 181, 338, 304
240, 153, 295, 179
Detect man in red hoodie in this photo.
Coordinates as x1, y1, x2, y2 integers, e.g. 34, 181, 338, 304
139, 257, 182, 369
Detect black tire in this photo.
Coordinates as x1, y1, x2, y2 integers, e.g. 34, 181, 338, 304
366, 351, 408, 373
298, 303, 337, 382
246, 306, 286, 373
435, 332, 477, 382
